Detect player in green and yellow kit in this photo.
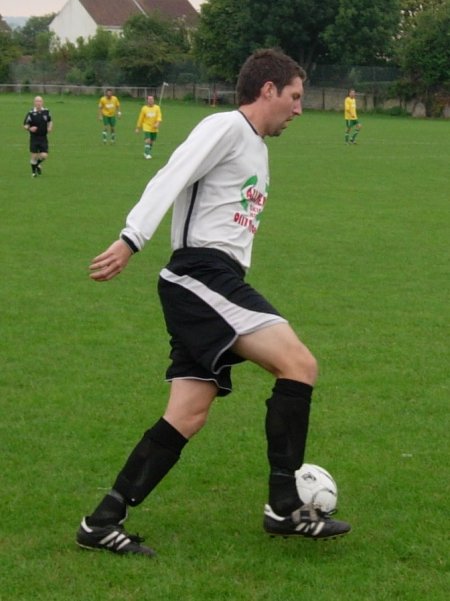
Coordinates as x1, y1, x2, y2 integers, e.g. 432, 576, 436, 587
344, 89, 362, 144
135, 96, 162, 159
98, 89, 121, 144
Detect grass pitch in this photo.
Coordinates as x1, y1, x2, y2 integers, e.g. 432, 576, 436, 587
1, 94, 449, 600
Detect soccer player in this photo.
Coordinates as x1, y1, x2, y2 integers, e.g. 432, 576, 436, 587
23, 96, 52, 177
98, 88, 121, 144
344, 89, 362, 144
76, 48, 351, 557
135, 95, 162, 159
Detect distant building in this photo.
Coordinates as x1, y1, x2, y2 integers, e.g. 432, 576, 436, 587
50, 0, 199, 44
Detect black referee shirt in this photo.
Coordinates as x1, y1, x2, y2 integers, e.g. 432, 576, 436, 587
24, 108, 52, 136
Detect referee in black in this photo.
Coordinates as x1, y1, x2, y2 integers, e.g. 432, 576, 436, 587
23, 96, 53, 177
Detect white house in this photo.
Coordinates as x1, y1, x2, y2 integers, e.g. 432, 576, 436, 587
50, 0, 199, 45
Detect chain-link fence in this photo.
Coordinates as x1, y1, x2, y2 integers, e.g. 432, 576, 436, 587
309, 64, 400, 94
3, 61, 449, 117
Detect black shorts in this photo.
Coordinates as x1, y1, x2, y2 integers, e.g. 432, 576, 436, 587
158, 248, 287, 396
30, 136, 49, 154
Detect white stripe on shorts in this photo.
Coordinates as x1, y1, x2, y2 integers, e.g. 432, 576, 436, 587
160, 268, 287, 335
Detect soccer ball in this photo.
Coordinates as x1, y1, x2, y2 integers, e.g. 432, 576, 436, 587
295, 463, 338, 514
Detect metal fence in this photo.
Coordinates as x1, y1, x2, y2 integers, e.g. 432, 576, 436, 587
309, 64, 400, 93
0, 82, 236, 104
2, 80, 448, 118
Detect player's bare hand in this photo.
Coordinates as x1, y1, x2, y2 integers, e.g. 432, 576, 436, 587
89, 239, 133, 281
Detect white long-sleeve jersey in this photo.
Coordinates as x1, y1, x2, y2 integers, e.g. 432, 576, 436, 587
120, 110, 269, 270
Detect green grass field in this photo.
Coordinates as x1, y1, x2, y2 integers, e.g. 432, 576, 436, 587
1, 94, 448, 600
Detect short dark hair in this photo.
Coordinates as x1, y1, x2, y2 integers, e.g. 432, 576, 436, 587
237, 48, 306, 106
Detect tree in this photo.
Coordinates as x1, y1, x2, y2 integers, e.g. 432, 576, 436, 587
13, 14, 55, 55
193, 0, 252, 82
395, 0, 450, 112
324, 0, 401, 65
247, 0, 340, 70
113, 14, 190, 85
0, 31, 20, 82
400, 0, 447, 33
0, 14, 11, 33
83, 29, 118, 85
193, 0, 340, 82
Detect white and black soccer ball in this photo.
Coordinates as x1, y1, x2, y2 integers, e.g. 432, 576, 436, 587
295, 463, 338, 514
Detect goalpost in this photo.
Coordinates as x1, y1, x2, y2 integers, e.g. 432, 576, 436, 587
194, 88, 236, 106
158, 82, 169, 106
195, 86, 211, 104
212, 90, 236, 106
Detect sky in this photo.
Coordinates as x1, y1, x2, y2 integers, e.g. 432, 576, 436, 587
0, 0, 204, 18
0, 0, 67, 17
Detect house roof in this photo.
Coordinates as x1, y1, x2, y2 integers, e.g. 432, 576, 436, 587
78, 0, 198, 28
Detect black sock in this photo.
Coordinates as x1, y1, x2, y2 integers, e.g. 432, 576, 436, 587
266, 379, 313, 515
269, 471, 298, 515
87, 490, 126, 527
113, 417, 188, 506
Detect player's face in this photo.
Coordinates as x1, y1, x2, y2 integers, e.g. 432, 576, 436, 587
267, 77, 303, 137
148, 96, 154, 106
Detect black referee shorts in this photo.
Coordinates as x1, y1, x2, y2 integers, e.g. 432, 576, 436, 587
158, 248, 287, 396
30, 135, 49, 154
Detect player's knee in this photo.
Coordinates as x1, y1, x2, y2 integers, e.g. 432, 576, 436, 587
194, 411, 209, 432
277, 346, 318, 385
184, 412, 208, 438
295, 348, 318, 383
165, 410, 208, 439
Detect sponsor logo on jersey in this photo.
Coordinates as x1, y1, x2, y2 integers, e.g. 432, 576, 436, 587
234, 175, 268, 235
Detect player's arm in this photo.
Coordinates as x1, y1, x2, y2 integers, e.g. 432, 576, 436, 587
24, 119, 37, 133
155, 107, 162, 129
89, 239, 133, 282
116, 98, 121, 117
344, 98, 350, 116
121, 115, 237, 251
135, 107, 143, 132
